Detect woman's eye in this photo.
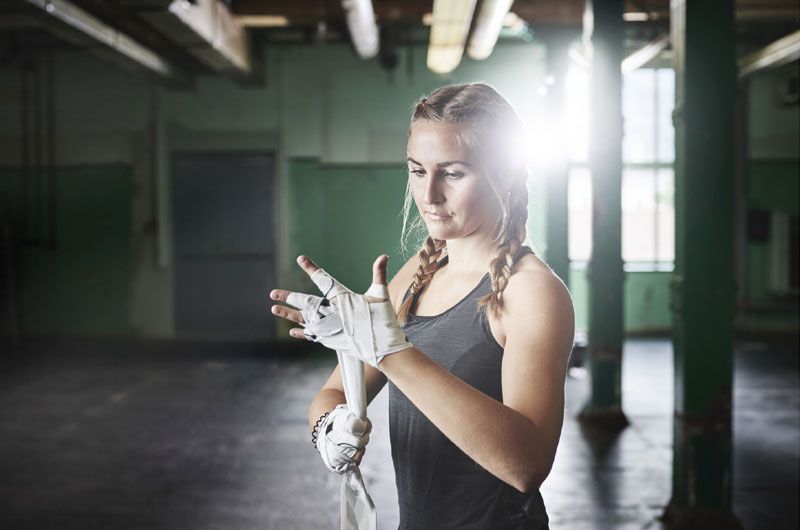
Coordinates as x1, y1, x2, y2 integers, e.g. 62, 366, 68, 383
409, 168, 425, 177
444, 172, 464, 179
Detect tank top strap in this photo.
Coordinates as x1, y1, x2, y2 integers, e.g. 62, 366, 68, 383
401, 244, 535, 310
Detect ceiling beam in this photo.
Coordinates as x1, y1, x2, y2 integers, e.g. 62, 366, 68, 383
23, 0, 172, 76
738, 29, 800, 78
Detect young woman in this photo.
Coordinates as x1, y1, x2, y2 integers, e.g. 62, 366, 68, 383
270, 83, 575, 529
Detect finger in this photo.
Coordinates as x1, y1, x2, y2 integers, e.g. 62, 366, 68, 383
289, 327, 307, 339
353, 447, 365, 465
269, 289, 293, 303
296, 255, 321, 277
270, 304, 305, 325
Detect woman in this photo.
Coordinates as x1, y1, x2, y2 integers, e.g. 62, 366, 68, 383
269, 83, 574, 529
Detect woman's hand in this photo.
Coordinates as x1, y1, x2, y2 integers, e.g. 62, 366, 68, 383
269, 254, 412, 370
316, 404, 372, 475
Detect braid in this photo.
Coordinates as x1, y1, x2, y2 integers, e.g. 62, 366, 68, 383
477, 177, 529, 319
397, 236, 447, 325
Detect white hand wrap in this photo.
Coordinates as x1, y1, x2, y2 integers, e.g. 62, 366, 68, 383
301, 268, 412, 370
316, 404, 371, 475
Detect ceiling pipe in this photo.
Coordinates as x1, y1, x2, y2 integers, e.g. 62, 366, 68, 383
467, 0, 514, 60
427, 0, 477, 74
341, 0, 379, 59
23, 0, 171, 76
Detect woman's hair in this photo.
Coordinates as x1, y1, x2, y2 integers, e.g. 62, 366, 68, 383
397, 82, 532, 324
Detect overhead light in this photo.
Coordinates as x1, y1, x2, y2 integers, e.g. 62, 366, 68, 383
341, 0, 379, 59
623, 12, 650, 22
236, 15, 289, 27
467, 0, 514, 60
427, 0, 478, 74
422, 12, 432, 26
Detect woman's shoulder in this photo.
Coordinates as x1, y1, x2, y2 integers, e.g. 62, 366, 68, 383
502, 251, 574, 325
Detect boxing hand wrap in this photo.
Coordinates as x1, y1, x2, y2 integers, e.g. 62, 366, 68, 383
316, 404, 371, 475
305, 269, 413, 370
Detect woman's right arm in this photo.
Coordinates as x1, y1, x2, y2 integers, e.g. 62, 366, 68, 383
306, 252, 421, 434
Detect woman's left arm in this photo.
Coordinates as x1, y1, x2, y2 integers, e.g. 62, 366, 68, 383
379, 270, 575, 493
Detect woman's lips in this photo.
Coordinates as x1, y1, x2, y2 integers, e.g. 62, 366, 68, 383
426, 211, 451, 221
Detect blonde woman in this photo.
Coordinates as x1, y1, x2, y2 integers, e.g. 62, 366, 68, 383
270, 83, 574, 529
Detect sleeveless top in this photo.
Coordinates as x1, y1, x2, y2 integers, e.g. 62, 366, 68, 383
388, 246, 550, 530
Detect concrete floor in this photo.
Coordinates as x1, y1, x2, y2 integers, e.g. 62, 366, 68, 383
0, 336, 797, 530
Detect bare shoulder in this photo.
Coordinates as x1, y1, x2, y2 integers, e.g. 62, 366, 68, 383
387, 251, 422, 311
497, 252, 575, 349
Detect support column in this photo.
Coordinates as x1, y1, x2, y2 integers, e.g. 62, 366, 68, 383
580, 0, 628, 426
543, 36, 570, 286
664, 0, 740, 527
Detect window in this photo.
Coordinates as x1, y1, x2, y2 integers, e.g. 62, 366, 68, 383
567, 67, 675, 269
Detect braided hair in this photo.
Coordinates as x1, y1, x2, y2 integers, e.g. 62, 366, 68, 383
397, 83, 531, 324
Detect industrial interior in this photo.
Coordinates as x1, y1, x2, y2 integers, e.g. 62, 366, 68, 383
0, 0, 798, 529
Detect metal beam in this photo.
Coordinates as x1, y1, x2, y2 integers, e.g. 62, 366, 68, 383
622, 33, 670, 73
150, 0, 251, 75
579, 0, 628, 427
664, 0, 740, 526
23, 0, 171, 76
738, 29, 800, 78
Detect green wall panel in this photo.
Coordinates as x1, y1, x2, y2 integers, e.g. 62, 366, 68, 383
288, 159, 409, 295
0, 165, 132, 336
570, 267, 672, 334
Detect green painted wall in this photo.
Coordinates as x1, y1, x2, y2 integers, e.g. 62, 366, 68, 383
740, 61, 800, 332
0, 165, 132, 336
569, 267, 673, 334
288, 159, 409, 293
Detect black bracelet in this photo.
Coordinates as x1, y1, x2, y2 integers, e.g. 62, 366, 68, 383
311, 411, 330, 449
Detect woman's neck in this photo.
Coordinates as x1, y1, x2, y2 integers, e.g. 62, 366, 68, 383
441, 230, 501, 275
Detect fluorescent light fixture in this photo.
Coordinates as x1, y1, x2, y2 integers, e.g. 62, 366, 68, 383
467, 0, 514, 60
25, 0, 171, 76
427, 0, 478, 73
236, 15, 289, 27
341, 0, 379, 59
623, 12, 650, 22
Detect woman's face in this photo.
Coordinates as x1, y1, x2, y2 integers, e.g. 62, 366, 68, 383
406, 120, 499, 241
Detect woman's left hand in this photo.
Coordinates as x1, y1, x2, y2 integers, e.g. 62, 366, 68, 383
269, 254, 412, 370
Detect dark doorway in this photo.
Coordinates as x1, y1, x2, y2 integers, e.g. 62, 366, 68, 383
172, 152, 276, 340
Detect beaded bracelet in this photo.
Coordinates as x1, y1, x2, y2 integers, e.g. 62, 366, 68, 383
311, 411, 330, 450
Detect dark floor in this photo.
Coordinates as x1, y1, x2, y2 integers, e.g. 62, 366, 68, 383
0, 336, 797, 530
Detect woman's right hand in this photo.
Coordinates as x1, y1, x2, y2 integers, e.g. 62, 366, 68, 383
316, 404, 372, 474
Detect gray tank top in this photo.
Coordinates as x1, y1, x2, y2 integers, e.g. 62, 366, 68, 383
389, 246, 550, 529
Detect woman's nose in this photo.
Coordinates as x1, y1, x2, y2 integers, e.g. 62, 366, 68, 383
423, 175, 443, 205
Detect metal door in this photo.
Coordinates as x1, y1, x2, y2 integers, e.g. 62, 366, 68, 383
172, 152, 275, 340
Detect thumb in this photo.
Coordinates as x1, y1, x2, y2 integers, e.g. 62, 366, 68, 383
365, 255, 389, 301
372, 254, 388, 286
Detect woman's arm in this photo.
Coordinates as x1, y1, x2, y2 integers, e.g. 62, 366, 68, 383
379, 269, 575, 493
306, 365, 386, 436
